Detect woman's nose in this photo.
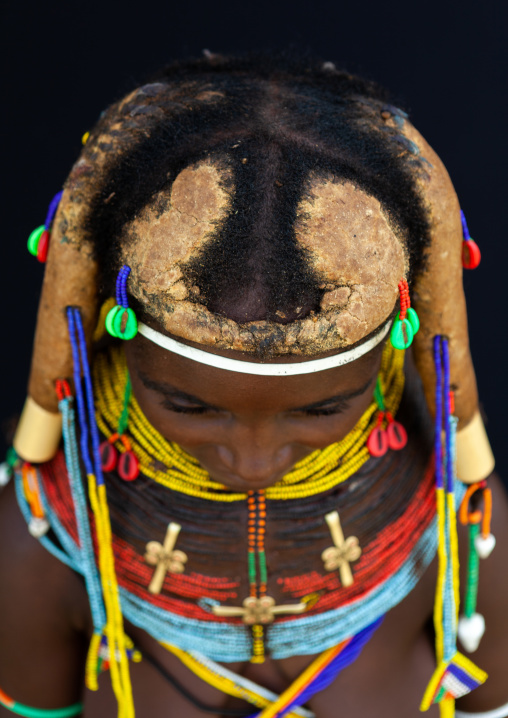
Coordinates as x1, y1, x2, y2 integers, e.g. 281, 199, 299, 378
215, 420, 296, 485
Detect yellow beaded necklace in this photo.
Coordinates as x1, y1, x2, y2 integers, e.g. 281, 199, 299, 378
93, 342, 405, 502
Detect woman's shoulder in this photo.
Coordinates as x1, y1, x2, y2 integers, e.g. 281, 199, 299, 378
0, 476, 90, 713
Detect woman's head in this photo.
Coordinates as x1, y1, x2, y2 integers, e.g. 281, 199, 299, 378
16, 52, 482, 467
85, 54, 430, 357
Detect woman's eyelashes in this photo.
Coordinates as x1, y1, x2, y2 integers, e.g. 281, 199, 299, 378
160, 399, 351, 417
160, 399, 214, 415
298, 400, 351, 417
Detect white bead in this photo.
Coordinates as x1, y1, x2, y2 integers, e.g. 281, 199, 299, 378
475, 532, 496, 559
29, 517, 50, 538
0, 462, 11, 487
458, 612, 485, 652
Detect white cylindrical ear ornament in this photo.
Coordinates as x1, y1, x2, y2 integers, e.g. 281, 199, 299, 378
13, 397, 63, 463
456, 412, 495, 483
400, 121, 495, 483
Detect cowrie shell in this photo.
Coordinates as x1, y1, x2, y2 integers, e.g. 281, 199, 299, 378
475, 533, 496, 559
458, 612, 485, 653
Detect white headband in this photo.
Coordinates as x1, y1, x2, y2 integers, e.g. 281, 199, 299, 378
137, 320, 392, 376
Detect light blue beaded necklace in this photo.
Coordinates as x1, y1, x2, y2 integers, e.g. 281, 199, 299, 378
14, 464, 466, 662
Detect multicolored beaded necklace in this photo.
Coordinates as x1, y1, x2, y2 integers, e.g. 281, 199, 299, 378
10, 313, 489, 718
15, 318, 442, 709
93, 343, 405, 501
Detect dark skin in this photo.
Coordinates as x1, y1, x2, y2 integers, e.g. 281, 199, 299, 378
0, 334, 507, 718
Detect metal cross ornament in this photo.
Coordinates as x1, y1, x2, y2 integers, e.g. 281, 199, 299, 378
212, 596, 306, 625
321, 510, 362, 587
145, 522, 188, 594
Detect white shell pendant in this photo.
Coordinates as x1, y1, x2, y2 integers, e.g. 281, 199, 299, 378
0, 462, 11, 487
458, 612, 486, 652
475, 532, 496, 559
29, 517, 50, 538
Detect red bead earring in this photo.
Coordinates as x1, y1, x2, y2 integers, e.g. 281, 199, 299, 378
367, 378, 408, 458
99, 375, 139, 481
461, 210, 481, 270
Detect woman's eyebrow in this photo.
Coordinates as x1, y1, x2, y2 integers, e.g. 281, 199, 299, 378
138, 372, 221, 410
290, 376, 375, 412
138, 371, 375, 413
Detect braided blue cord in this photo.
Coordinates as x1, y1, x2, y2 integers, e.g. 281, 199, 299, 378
115, 266, 130, 308
120, 267, 130, 308
433, 335, 443, 490
435, 336, 459, 662
67, 308, 93, 476
72, 308, 106, 487
59, 395, 106, 629
442, 340, 454, 495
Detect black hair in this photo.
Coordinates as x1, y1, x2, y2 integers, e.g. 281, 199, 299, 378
87, 51, 430, 324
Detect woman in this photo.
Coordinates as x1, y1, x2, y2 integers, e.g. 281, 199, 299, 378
0, 53, 507, 718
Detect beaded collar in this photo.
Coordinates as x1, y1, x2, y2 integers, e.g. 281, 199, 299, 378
93, 343, 405, 501
13, 348, 465, 663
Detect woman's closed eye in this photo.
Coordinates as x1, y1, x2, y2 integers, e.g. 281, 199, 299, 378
289, 377, 376, 418
160, 399, 217, 415
294, 399, 351, 417
139, 373, 221, 415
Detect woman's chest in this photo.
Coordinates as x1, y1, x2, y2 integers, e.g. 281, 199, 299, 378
83, 569, 439, 718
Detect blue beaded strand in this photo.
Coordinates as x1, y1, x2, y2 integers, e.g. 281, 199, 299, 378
72, 308, 106, 487
434, 336, 460, 663
59, 394, 106, 630
44, 190, 64, 229
67, 308, 94, 477
67, 307, 105, 487
116, 266, 130, 308
460, 210, 471, 241
443, 337, 459, 662
433, 336, 443, 491
106, 267, 138, 340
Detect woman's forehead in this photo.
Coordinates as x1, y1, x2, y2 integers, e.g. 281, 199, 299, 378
125, 331, 384, 411
121, 159, 404, 356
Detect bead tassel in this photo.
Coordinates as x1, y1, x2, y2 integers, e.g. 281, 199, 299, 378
67, 307, 135, 718
457, 482, 495, 653
248, 490, 268, 663
420, 337, 487, 716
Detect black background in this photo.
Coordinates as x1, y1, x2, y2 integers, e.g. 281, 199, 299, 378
1, 0, 506, 484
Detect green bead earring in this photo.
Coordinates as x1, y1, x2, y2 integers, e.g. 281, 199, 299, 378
390, 279, 419, 350
105, 266, 138, 340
